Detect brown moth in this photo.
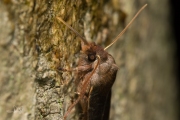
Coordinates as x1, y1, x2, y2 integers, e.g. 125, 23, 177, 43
57, 4, 147, 120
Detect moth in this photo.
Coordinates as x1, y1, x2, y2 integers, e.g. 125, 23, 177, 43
57, 4, 147, 120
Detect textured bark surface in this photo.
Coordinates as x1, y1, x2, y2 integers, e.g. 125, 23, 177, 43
0, 0, 178, 120
111, 1, 178, 120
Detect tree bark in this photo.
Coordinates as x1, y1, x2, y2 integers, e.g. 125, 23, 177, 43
0, 0, 178, 120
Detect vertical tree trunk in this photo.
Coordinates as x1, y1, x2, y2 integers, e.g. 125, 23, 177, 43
0, 0, 178, 120
111, 0, 178, 120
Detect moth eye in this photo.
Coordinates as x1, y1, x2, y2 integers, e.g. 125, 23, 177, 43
88, 54, 96, 62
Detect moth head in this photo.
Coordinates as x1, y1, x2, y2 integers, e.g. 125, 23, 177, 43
81, 41, 108, 62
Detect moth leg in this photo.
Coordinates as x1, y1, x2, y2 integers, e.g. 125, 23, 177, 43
57, 67, 78, 72
63, 56, 100, 119
74, 92, 80, 95
57, 64, 92, 73
88, 86, 93, 110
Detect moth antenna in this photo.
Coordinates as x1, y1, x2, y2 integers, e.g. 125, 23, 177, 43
56, 17, 89, 45
63, 55, 101, 119
104, 4, 147, 50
